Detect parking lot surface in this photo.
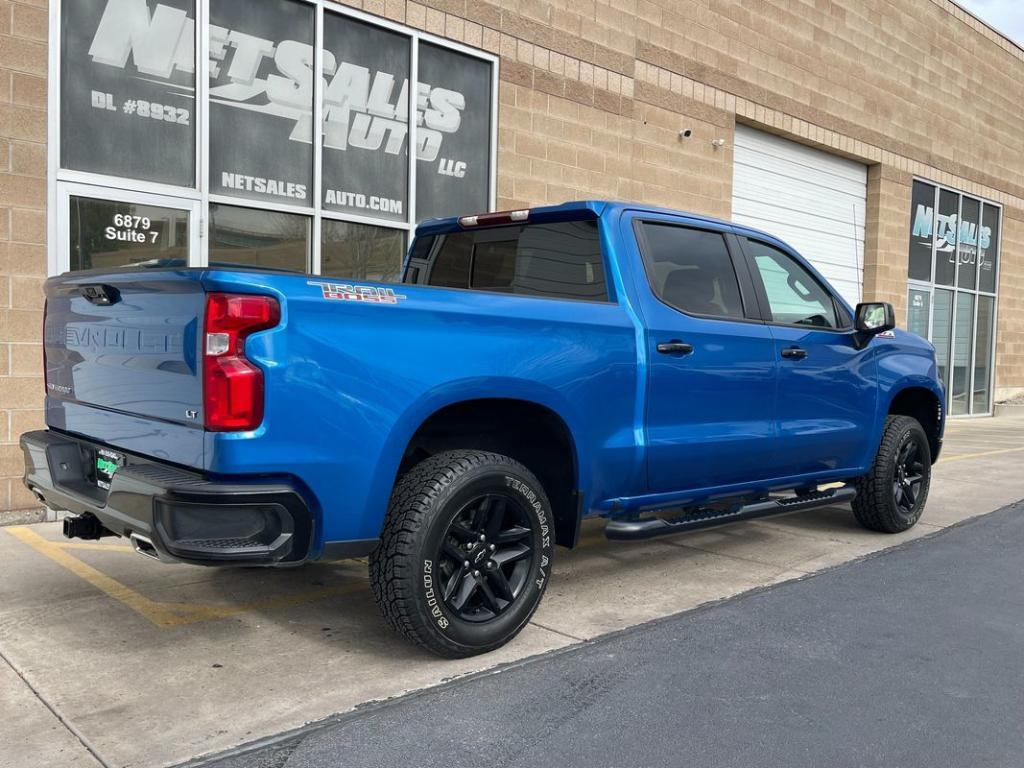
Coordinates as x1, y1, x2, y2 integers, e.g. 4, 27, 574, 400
2, 413, 1023, 768
200, 499, 1024, 768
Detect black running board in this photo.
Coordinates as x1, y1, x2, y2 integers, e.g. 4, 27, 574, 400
605, 487, 857, 541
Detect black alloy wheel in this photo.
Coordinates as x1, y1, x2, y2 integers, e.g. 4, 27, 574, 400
437, 493, 536, 623
852, 414, 931, 533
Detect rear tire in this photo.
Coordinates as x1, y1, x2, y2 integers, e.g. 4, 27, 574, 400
852, 415, 931, 533
369, 450, 554, 658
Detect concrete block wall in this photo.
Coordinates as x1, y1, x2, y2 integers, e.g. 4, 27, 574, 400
0, 0, 47, 522
2, 0, 1023, 517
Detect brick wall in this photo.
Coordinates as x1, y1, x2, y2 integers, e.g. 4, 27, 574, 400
2, 0, 1023, 518
0, 0, 47, 522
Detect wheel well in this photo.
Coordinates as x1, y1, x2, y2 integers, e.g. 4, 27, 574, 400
398, 399, 581, 547
888, 387, 942, 462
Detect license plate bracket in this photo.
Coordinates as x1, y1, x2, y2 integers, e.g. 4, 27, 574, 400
94, 448, 125, 490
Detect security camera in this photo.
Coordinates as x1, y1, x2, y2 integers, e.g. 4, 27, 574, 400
679, 128, 693, 139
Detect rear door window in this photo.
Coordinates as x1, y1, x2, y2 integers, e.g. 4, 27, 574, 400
637, 222, 745, 319
407, 220, 609, 302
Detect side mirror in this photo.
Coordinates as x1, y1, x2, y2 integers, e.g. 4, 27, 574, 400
853, 302, 895, 349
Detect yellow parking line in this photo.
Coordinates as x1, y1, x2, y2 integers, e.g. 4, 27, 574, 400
58, 541, 133, 553
940, 446, 1024, 463
5, 527, 366, 627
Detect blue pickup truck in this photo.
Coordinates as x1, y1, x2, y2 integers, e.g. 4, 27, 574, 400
23, 201, 944, 657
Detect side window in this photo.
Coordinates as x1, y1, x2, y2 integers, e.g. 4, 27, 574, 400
638, 222, 745, 319
743, 238, 839, 329
410, 220, 609, 301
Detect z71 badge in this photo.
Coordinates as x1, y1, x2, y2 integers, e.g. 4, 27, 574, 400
308, 281, 407, 305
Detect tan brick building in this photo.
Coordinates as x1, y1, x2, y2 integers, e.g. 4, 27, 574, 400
1, 0, 1022, 521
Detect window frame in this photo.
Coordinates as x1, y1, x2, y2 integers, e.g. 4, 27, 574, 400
632, 217, 761, 324
736, 235, 853, 333
409, 220, 614, 304
47, 0, 499, 276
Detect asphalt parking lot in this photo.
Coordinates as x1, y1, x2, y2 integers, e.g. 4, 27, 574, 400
2, 412, 1023, 768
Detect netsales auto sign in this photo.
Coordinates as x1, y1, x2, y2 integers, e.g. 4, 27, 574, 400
63, 0, 492, 217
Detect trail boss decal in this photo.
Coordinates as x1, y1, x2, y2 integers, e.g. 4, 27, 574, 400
309, 281, 407, 305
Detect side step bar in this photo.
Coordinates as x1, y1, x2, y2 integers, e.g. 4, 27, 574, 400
605, 486, 857, 541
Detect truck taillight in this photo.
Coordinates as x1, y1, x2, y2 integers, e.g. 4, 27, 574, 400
203, 293, 280, 432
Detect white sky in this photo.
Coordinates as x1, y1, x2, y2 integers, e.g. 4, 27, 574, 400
956, 0, 1024, 46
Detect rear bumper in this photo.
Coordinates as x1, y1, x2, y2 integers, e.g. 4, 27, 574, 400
21, 429, 318, 566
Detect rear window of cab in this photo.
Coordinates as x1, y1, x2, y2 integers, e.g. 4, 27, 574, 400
404, 220, 610, 302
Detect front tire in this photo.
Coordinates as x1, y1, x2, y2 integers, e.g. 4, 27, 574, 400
852, 415, 931, 533
370, 450, 554, 658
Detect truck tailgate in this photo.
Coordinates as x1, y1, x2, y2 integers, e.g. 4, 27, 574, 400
43, 270, 205, 464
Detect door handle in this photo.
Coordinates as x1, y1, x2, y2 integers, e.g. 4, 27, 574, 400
657, 341, 694, 356
781, 347, 808, 360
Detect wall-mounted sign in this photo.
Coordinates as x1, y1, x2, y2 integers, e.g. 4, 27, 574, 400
61, 0, 197, 186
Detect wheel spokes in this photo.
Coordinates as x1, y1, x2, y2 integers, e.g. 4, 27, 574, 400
492, 544, 531, 567
487, 567, 515, 602
449, 572, 478, 611
494, 525, 532, 544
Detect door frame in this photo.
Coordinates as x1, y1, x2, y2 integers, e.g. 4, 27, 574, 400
55, 181, 204, 274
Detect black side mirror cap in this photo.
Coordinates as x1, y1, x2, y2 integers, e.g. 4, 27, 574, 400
853, 302, 896, 349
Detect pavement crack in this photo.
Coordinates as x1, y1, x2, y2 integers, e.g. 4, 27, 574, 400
0, 642, 114, 768
529, 620, 586, 642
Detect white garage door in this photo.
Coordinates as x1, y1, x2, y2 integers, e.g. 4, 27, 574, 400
732, 125, 867, 306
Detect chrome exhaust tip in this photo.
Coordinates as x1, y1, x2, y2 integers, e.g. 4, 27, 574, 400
129, 533, 161, 561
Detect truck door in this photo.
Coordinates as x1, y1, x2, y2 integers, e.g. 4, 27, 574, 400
627, 215, 778, 495
736, 235, 877, 476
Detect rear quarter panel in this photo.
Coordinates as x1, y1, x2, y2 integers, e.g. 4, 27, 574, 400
202, 270, 639, 550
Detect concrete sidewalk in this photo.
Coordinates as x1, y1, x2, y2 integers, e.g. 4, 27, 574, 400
2, 414, 1022, 768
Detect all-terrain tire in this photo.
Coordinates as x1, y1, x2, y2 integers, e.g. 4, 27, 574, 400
369, 450, 555, 658
852, 415, 932, 533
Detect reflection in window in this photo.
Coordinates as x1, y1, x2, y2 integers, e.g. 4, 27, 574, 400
69, 197, 189, 272
932, 288, 953, 396
950, 292, 975, 416
973, 296, 995, 414
208, 204, 309, 273
745, 239, 838, 328
321, 220, 405, 282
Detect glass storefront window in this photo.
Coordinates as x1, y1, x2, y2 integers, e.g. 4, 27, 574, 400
973, 296, 995, 415
906, 180, 999, 416
907, 181, 934, 282
950, 292, 975, 416
209, 204, 309, 273
934, 189, 958, 287
932, 288, 953, 396
979, 205, 1000, 294
957, 197, 981, 290
322, 14, 410, 222
321, 220, 405, 282
209, 0, 315, 207
70, 197, 189, 271
907, 288, 930, 339
54, 2, 496, 294
61, 0, 197, 186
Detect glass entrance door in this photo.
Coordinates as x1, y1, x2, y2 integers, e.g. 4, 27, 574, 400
57, 184, 202, 274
